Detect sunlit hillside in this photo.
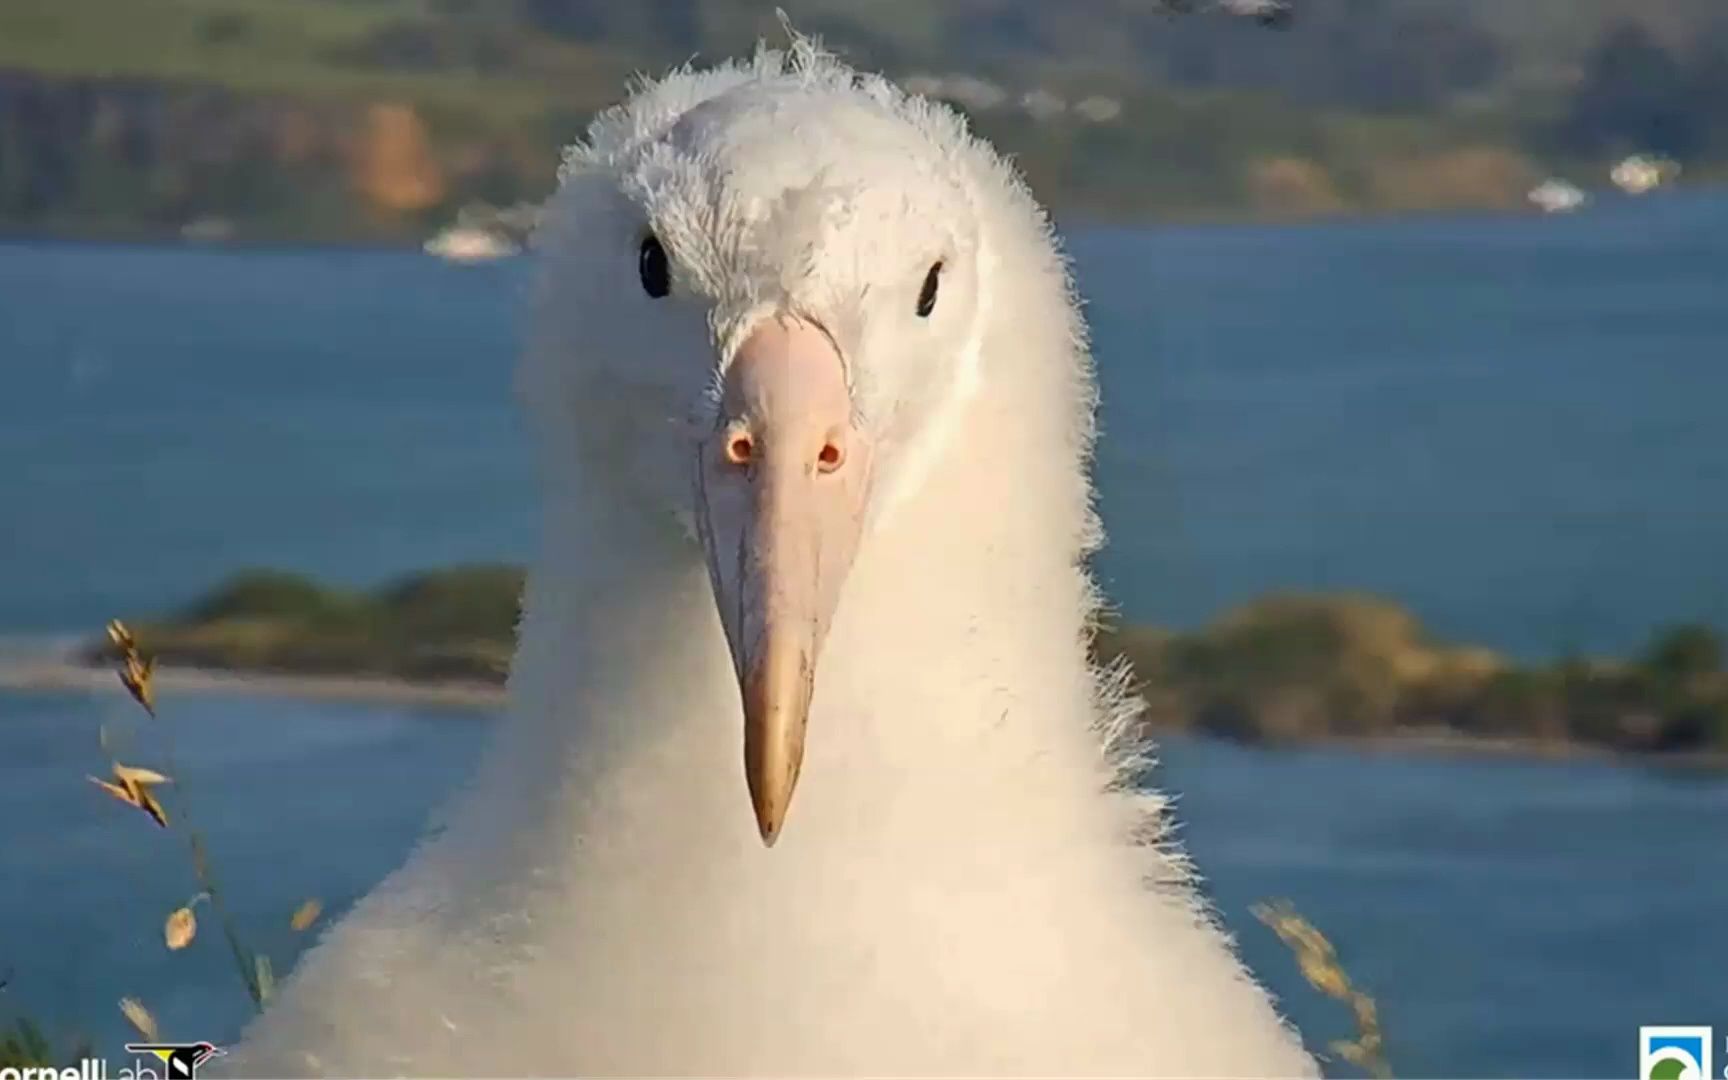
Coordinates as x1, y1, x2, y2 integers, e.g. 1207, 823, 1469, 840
1, 0, 1724, 238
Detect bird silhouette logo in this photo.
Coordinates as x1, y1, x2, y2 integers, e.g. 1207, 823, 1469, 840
124, 1042, 225, 1078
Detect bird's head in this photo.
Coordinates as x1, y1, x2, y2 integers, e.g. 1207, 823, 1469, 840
526, 48, 997, 845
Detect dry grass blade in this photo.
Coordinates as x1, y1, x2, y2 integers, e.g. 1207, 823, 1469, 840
164, 906, 197, 950
105, 620, 138, 655
289, 898, 324, 932
87, 763, 172, 829
118, 997, 158, 1043
1253, 899, 1392, 1079
189, 835, 211, 887
113, 764, 170, 786
254, 955, 275, 1004
107, 620, 156, 716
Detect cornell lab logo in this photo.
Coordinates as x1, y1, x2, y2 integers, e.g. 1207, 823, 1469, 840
122, 1043, 224, 1079
0, 1043, 222, 1080
1640, 1026, 1714, 1080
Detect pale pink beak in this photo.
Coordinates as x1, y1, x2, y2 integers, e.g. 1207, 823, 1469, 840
695, 315, 872, 845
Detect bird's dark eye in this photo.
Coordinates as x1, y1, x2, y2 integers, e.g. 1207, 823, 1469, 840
639, 234, 670, 299
916, 261, 942, 318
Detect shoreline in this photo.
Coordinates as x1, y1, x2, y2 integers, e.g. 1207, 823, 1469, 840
5, 657, 1723, 769
1299, 728, 1728, 770
7, 185, 1727, 255
0, 657, 505, 711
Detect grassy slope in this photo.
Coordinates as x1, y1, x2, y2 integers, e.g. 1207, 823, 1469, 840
4, 0, 1715, 139
0, 0, 407, 88
4, 0, 1721, 232
0, 0, 625, 125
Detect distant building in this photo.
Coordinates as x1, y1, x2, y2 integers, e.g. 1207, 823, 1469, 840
1073, 96, 1123, 123
901, 74, 1008, 111
1020, 89, 1067, 121
1610, 154, 1680, 196
1527, 178, 1587, 214
902, 73, 1124, 123
179, 216, 235, 245
900, 75, 944, 99
944, 76, 1008, 111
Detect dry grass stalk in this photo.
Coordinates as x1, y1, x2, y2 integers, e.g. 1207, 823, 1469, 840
164, 907, 198, 951
12, 622, 320, 1064
289, 899, 324, 932
86, 763, 171, 828
117, 998, 158, 1043
108, 620, 156, 716
97, 621, 268, 1009
1253, 898, 1392, 1079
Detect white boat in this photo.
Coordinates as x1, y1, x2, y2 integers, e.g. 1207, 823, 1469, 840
424, 225, 518, 263
1610, 154, 1679, 196
1528, 178, 1587, 214
180, 216, 235, 244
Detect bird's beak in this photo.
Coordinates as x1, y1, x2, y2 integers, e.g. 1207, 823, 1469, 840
695, 316, 871, 846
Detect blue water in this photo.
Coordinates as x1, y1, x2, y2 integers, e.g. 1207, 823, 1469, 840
0, 690, 486, 1061
4, 194, 1728, 1077
6, 195, 1728, 654
2, 690, 1722, 1079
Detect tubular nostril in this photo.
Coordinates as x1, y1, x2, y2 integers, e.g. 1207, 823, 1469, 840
816, 439, 844, 473
726, 433, 754, 467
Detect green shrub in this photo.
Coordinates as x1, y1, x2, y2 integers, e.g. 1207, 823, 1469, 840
1642, 622, 1724, 684
377, 564, 524, 644
180, 569, 361, 624
0, 1019, 52, 1070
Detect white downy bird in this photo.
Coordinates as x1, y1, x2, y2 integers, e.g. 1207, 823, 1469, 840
225, 37, 1315, 1078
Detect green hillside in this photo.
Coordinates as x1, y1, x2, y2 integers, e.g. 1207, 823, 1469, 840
1, 0, 1724, 239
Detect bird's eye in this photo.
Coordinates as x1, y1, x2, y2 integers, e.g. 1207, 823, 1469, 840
916, 261, 942, 318
639, 234, 670, 299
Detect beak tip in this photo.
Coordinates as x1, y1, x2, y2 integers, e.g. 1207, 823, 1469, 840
741, 658, 809, 851
749, 784, 788, 847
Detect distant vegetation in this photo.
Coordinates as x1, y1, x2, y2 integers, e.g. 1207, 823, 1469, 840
1096, 595, 1728, 757
2, 1, 1727, 239
95, 566, 1728, 759
96, 565, 522, 684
